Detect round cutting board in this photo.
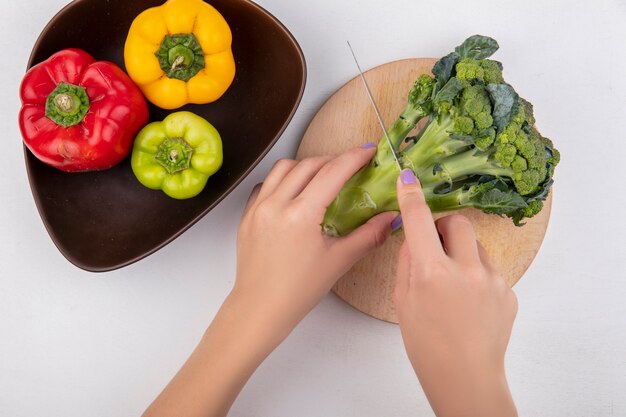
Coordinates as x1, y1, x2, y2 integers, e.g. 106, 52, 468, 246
296, 58, 552, 324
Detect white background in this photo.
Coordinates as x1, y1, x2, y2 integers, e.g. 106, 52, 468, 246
2, 0, 625, 416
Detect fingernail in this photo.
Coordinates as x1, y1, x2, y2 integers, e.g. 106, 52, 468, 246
391, 215, 403, 232
361, 142, 377, 149
400, 168, 417, 185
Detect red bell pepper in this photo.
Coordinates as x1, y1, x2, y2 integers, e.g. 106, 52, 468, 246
19, 49, 149, 172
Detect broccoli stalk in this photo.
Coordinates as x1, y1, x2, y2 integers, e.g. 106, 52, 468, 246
321, 35, 560, 237
373, 74, 434, 165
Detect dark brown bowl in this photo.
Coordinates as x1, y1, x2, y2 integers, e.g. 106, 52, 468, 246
24, 0, 306, 272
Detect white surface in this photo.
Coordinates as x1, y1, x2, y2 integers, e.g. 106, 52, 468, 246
1, 0, 625, 415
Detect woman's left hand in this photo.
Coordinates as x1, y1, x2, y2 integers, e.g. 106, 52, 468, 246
234, 145, 397, 336
142, 145, 396, 417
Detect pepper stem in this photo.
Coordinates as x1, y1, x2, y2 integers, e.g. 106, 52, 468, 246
54, 94, 75, 113
155, 34, 206, 82
45, 82, 90, 128
170, 55, 185, 72
155, 137, 194, 174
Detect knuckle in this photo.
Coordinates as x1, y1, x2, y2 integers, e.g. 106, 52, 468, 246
493, 274, 509, 291
410, 272, 434, 288
284, 207, 301, 225
295, 196, 326, 218
416, 258, 449, 279
284, 200, 311, 224
290, 197, 310, 211
488, 275, 511, 298
489, 269, 504, 282
463, 262, 487, 280
485, 266, 505, 281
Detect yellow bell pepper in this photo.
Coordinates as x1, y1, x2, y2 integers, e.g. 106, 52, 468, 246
124, 0, 236, 110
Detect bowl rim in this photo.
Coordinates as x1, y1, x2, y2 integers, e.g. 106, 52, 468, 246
23, 0, 308, 273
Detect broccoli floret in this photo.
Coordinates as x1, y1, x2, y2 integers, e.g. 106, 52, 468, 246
456, 58, 484, 85
455, 116, 474, 134
455, 58, 504, 86
519, 97, 536, 125
489, 104, 550, 196
409, 74, 436, 106
474, 112, 494, 130
524, 200, 544, 217
494, 142, 517, 166
511, 155, 528, 172
462, 86, 490, 117
474, 128, 496, 150
452, 85, 494, 146
511, 200, 544, 225
481, 59, 504, 83
322, 35, 559, 236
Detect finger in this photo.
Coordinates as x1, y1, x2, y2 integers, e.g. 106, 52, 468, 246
477, 241, 497, 272
393, 240, 411, 307
256, 159, 298, 202
334, 211, 397, 263
435, 214, 480, 264
396, 169, 445, 262
273, 156, 334, 201
242, 183, 262, 217
299, 146, 376, 207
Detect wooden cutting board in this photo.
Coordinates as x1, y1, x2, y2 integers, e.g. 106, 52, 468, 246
296, 58, 552, 324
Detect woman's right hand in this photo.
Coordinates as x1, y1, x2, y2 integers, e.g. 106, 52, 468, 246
393, 168, 518, 417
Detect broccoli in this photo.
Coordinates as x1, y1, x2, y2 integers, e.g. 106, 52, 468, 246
322, 35, 560, 236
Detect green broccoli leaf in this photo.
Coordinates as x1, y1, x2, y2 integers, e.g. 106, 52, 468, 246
486, 83, 519, 132
455, 35, 499, 60
478, 188, 527, 215
460, 178, 525, 216
432, 52, 460, 95
433, 77, 463, 111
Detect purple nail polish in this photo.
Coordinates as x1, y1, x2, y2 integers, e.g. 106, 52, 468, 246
361, 142, 377, 149
400, 168, 417, 185
391, 215, 403, 232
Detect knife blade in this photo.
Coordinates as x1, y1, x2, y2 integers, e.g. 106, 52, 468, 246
347, 41, 402, 171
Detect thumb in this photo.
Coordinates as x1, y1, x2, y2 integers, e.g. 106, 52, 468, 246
335, 211, 398, 262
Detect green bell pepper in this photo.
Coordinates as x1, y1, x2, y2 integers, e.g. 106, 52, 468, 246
131, 111, 223, 199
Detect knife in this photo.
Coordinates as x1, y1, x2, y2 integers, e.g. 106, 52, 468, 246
347, 41, 403, 171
